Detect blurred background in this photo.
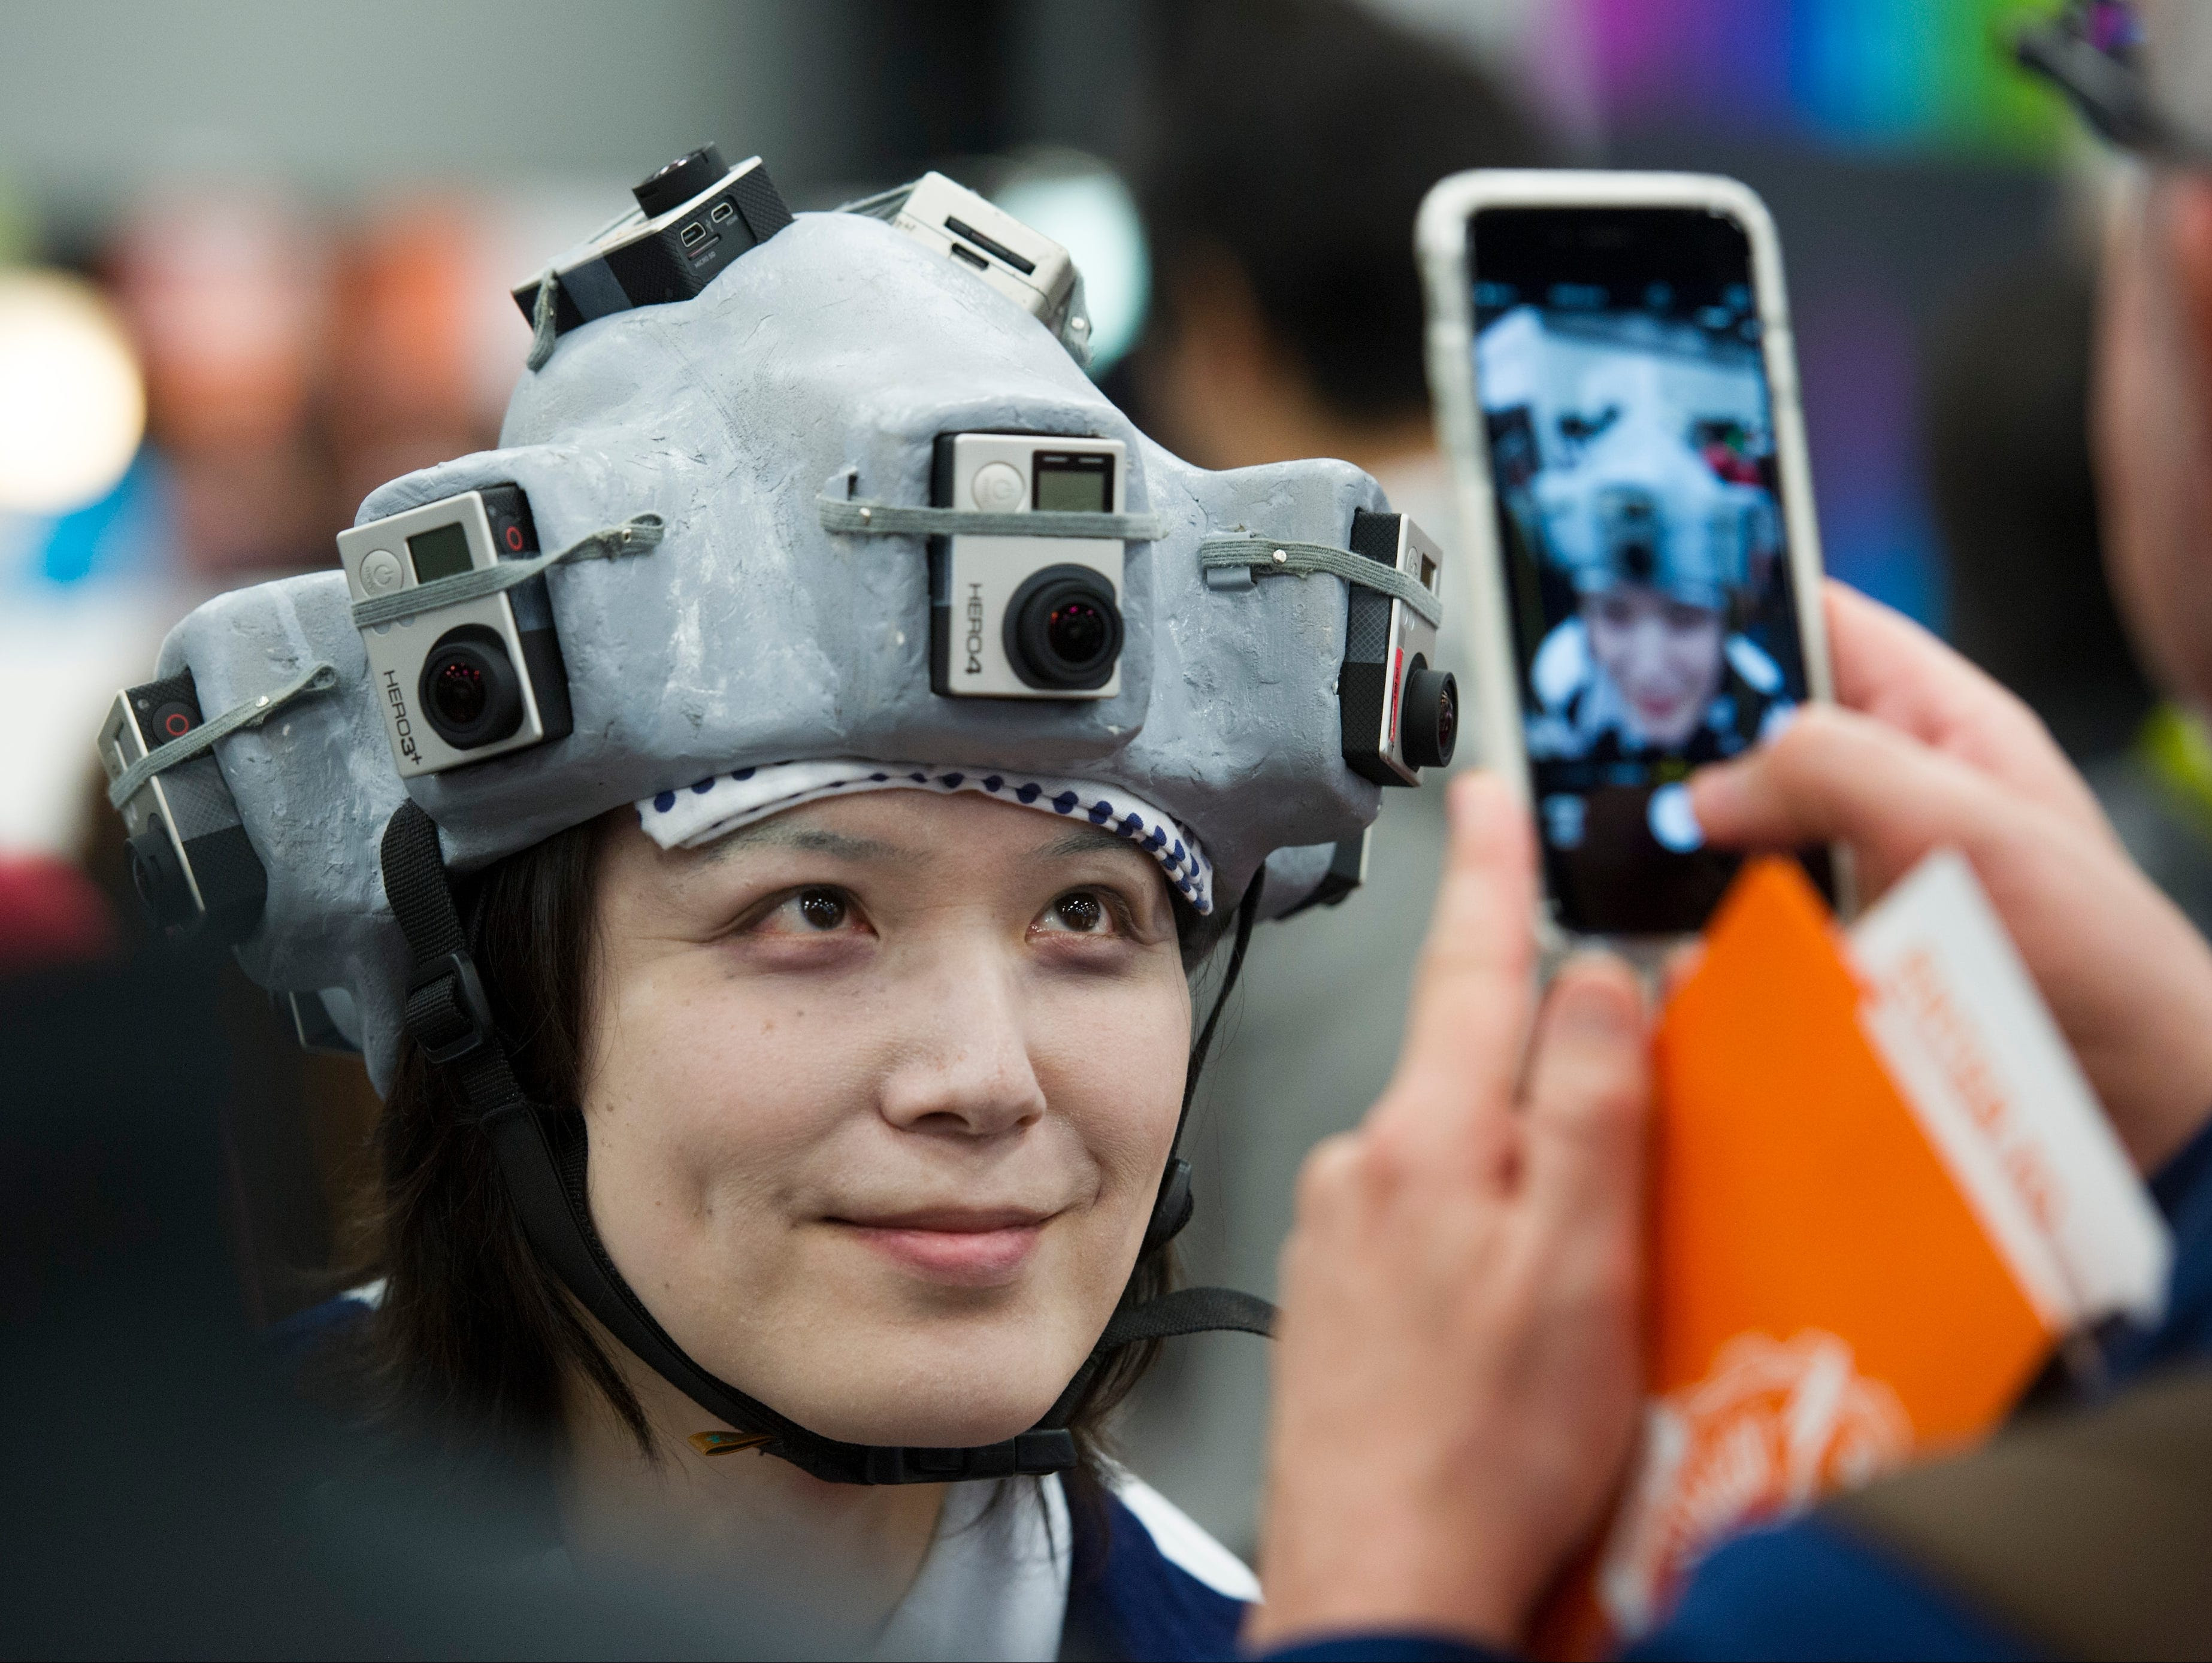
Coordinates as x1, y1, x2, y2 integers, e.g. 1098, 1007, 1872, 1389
2, 0, 2198, 1581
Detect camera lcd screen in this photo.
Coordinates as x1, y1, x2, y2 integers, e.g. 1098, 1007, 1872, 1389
1033, 453, 1112, 514
406, 522, 474, 584
1469, 205, 1830, 935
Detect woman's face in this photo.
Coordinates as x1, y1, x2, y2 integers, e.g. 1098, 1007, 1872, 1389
1581, 583, 1726, 749
578, 791, 1191, 1447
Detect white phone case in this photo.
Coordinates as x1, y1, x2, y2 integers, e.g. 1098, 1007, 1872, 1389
1414, 169, 1849, 949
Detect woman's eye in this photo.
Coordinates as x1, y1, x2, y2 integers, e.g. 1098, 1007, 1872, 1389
1041, 890, 1110, 935
756, 886, 854, 934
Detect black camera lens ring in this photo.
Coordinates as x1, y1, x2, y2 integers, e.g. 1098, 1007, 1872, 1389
1402, 656, 1458, 771
1003, 564, 1124, 692
419, 625, 526, 751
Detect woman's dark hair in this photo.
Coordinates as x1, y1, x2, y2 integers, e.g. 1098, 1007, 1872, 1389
1132, 0, 1551, 422
358, 813, 1177, 1491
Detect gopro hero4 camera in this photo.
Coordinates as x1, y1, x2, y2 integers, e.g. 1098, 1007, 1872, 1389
1342, 510, 1456, 786
930, 432, 1125, 701
97, 670, 268, 942
509, 146, 792, 341
337, 484, 572, 777
847, 173, 1090, 359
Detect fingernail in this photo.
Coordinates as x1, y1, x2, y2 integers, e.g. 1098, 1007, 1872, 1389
1687, 762, 1744, 825
1554, 965, 1636, 1040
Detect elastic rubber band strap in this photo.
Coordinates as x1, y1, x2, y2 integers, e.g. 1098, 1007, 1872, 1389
351, 513, 663, 630
1199, 536, 1444, 628
105, 659, 338, 811
818, 495, 1167, 543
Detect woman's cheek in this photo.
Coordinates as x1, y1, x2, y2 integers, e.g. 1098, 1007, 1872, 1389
1032, 974, 1190, 1197
585, 961, 861, 1216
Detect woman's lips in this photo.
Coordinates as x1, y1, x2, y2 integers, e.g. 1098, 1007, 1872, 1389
830, 1208, 1050, 1288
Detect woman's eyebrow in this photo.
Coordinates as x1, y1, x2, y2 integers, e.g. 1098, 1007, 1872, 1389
704, 822, 911, 864
1029, 826, 1149, 864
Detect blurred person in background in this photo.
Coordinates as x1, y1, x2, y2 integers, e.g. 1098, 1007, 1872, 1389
107, 186, 332, 583
325, 197, 525, 516
1243, 7, 2212, 1657
1112, 0, 1551, 1548
1926, 208, 2212, 930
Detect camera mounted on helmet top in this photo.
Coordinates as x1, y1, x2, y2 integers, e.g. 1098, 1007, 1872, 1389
843, 172, 1092, 364
510, 145, 794, 344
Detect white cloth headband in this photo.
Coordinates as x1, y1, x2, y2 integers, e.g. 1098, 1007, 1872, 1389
637, 758, 1215, 914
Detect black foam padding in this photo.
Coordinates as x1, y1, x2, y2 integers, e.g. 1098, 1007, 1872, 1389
1339, 662, 1394, 784
1342, 509, 1400, 666
518, 622, 573, 745
178, 822, 268, 943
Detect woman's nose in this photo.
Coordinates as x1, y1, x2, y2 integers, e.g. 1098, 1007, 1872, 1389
874, 953, 1048, 1138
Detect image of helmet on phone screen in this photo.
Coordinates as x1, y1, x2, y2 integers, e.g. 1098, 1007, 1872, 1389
1420, 173, 1842, 941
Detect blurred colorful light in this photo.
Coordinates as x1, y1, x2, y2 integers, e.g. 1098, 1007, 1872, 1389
0, 271, 146, 516
995, 157, 1151, 375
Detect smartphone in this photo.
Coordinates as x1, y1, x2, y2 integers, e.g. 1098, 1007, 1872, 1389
1417, 171, 1842, 943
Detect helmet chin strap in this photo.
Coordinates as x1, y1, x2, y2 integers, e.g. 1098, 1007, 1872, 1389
378, 802, 1273, 1485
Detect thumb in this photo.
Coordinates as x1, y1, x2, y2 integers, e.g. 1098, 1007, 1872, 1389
1689, 704, 2019, 895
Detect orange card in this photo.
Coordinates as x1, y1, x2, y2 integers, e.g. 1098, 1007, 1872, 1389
1539, 858, 2057, 1653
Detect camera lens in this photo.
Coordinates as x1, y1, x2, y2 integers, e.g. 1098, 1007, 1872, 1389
1004, 564, 1124, 692
633, 146, 727, 217
1402, 658, 1458, 771
1047, 596, 1111, 665
419, 626, 525, 750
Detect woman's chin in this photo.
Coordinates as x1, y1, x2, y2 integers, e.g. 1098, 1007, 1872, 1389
776, 1380, 1066, 1449
1634, 709, 1701, 749
685, 1311, 1093, 1449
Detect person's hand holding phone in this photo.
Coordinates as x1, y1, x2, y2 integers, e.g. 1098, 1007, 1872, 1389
1692, 580, 2212, 1170
1246, 774, 1650, 1654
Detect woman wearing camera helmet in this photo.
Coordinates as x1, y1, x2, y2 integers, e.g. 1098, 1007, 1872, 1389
144, 165, 1438, 1661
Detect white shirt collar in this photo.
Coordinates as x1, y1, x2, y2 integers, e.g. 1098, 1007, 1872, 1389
867, 1474, 1071, 1662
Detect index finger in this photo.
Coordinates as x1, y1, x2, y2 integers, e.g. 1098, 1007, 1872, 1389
1372, 772, 1539, 1139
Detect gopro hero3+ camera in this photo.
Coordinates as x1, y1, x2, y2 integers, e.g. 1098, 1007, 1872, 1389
97, 670, 268, 941
510, 145, 792, 343
930, 433, 1125, 701
337, 484, 572, 777
846, 173, 1090, 359
1342, 509, 1456, 786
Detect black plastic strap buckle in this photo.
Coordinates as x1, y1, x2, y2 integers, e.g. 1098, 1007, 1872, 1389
405, 949, 495, 1065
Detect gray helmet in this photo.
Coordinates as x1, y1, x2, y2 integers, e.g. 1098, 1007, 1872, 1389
126, 206, 1454, 1091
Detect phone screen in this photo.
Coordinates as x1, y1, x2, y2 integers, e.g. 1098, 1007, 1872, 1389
1469, 205, 1830, 935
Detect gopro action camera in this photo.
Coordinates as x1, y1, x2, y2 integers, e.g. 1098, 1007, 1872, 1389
1342, 510, 1456, 786
98, 670, 268, 941
338, 484, 572, 777
848, 173, 1090, 358
930, 433, 1125, 701
510, 146, 792, 341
